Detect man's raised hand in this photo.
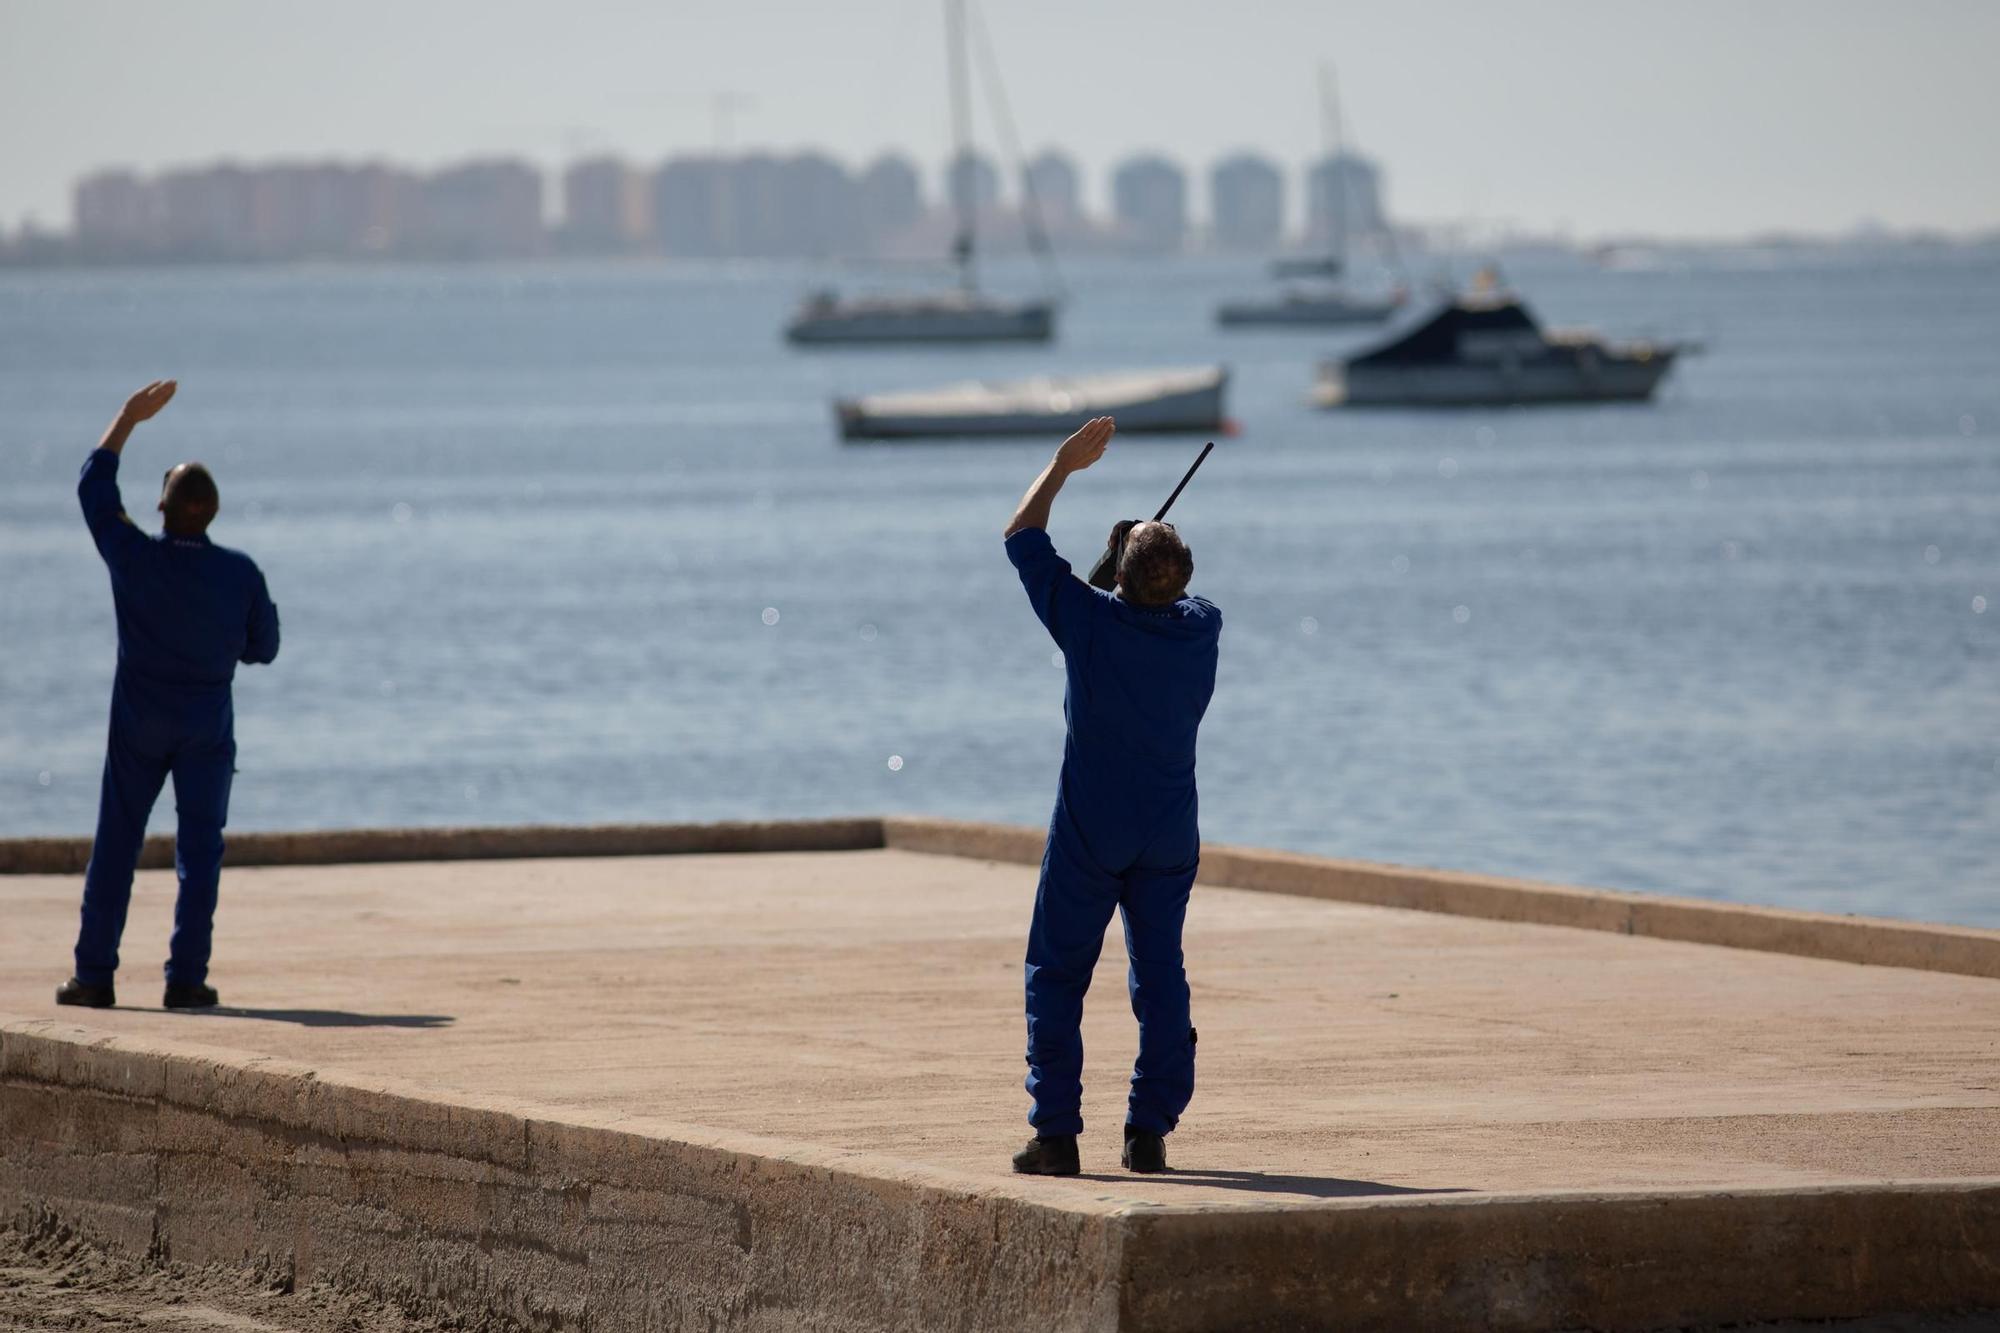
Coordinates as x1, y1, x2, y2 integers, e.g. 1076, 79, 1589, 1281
121, 380, 178, 424
1055, 416, 1115, 474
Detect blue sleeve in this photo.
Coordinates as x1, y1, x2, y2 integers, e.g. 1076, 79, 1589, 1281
1004, 527, 1100, 651
242, 564, 281, 665
77, 449, 148, 573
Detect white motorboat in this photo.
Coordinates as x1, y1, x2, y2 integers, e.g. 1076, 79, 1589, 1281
785, 0, 1059, 347
786, 289, 1054, 345
1217, 287, 1405, 327
837, 366, 1228, 441
1314, 291, 1682, 408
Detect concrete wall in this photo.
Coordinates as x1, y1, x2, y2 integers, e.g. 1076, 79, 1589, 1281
7, 1020, 1998, 1331
1118, 1186, 2000, 1332
0, 1020, 1122, 1332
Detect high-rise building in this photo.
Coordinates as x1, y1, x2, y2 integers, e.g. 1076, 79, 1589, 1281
856, 154, 923, 247
725, 153, 790, 257
1111, 154, 1187, 253
158, 164, 256, 258
775, 151, 863, 257
416, 159, 543, 259
74, 162, 418, 260
245, 163, 417, 259
1209, 153, 1284, 252
562, 157, 651, 254
1022, 150, 1081, 224
945, 150, 1001, 220
651, 152, 866, 258
652, 156, 726, 256
74, 171, 156, 253
1305, 152, 1387, 250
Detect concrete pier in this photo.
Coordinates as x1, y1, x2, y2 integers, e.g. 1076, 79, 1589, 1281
3, 818, 1997, 1330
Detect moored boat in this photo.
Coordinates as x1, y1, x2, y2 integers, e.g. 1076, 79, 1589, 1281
837, 366, 1227, 441
785, 0, 1059, 348
1215, 64, 1404, 331
1314, 294, 1682, 408
1217, 287, 1405, 328
786, 290, 1054, 345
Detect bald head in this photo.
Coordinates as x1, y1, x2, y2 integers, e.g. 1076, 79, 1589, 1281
1117, 521, 1193, 607
158, 463, 219, 537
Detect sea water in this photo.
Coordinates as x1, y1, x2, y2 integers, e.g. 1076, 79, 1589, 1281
2, 250, 1995, 924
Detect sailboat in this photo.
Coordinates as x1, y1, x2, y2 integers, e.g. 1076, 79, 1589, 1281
784, 0, 1056, 346
1215, 66, 1406, 329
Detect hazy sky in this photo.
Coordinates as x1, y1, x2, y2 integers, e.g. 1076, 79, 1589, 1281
4, 0, 1997, 240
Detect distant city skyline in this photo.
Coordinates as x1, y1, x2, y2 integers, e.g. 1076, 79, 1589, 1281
40, 145, 1396, 265
4, 0, 1998, 242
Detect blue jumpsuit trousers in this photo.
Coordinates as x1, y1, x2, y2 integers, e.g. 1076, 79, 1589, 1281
75, 685, 236, 989
1025, 797, 1200, 1138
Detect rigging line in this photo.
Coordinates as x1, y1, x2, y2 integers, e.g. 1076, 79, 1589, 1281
945, 0, 976, 291
1318, 62, 1347, 270
965, 0, 1067, 302
1329, 67, 1409, 288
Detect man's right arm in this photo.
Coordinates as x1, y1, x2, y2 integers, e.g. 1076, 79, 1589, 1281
78, 382, 177, 571
78, 451, 145, 571
1004, 416, 1113, 538
1005, 417, 1116, 647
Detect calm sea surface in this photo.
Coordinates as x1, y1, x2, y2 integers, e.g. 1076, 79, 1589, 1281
1, 251, 1995, 924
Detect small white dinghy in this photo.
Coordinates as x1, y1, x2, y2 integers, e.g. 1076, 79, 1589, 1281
836, 365, 1228, 441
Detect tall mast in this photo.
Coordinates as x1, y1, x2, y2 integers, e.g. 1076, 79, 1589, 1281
1318, 62, 1347, 271
946, 0, 977, 292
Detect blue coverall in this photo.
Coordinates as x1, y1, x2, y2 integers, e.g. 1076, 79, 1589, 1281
74, 449, 280, 989
1005, 527, 1221, 1138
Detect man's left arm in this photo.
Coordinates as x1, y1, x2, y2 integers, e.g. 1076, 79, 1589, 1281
242, 566, 281, 665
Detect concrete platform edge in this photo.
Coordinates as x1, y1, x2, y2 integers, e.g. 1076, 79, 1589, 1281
0, 817, 886, 875
7, 1018, 1999, 1331
1118, 1183, 2000, 1331
0, 1017, 1125, 1333
880, 816, 2000, 980
3, 815, 1995, 978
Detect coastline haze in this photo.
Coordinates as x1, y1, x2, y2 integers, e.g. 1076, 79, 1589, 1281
3, 0, 1998, 241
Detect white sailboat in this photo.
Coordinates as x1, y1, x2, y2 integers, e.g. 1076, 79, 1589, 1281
1215, 65, 1406, 329
785, 0, 1056, 346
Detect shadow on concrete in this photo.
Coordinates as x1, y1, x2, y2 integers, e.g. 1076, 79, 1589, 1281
1074, 1169, 1466, 1199
181, 1008, 456, 1029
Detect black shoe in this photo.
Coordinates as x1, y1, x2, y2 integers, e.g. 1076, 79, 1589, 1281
163, 982, 218, 1010
1122, 1126, 1168, 1174
1011, 1134, 1080, 1176
55, 977, 115, 1008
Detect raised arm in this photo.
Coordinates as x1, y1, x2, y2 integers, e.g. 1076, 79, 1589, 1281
79, 380, 178, 571
99, 380, 177, 457
1004, 416, 1114, 537
1003, 417, 1117, 648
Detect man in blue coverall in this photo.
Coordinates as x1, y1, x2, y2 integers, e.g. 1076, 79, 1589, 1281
55, 380, 281, 1012
1003, 416, 1221, 1176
